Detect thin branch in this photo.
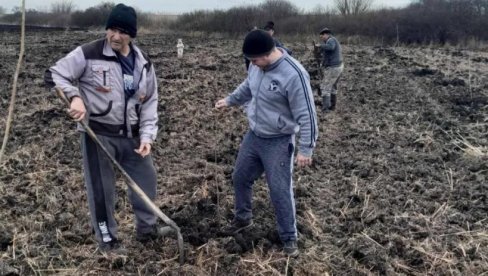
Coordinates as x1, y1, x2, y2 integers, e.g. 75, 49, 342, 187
0, 0, 26, 164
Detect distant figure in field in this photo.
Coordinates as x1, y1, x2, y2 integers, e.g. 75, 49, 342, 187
263, 21, 292, 56
177, 38, 184, 58
316, 27, 343, 113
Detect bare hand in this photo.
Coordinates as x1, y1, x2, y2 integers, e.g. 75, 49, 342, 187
68, 96, 86, 121
295, 153, 312, 167
215, 99, 228, 109
134, 143, 151, 157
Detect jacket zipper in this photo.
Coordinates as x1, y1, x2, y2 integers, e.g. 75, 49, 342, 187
116, 55, 129, 137
123, 95, 129, 136
124, 61, 147, 137
254, 71, 265, 136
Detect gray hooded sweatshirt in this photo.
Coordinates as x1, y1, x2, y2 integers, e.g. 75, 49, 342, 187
226, 49, 318, 157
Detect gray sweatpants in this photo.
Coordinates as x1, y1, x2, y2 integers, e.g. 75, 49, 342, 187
232, 130, 297, 242
320, 63, 344, 97
81, 133, 157, 244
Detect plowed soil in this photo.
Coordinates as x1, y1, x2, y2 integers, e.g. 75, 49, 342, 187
1, 31, 487, 275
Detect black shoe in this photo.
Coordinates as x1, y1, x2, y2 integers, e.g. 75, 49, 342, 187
283, 240, 299, 257
220, 219, 253, 236
98, 239, 127, 255
136, 225, 175, 243
330, 94, 337, 110
322, 95, 331, 113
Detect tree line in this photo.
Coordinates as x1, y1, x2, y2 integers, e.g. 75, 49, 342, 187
173, 0, 488, 45
0, 0, 487, 45
0, 2, 174, 31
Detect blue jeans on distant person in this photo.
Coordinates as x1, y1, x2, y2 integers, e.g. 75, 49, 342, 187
232, 130, 297, 242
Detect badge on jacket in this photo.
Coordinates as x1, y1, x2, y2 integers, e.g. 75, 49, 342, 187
268, 80, 279, 92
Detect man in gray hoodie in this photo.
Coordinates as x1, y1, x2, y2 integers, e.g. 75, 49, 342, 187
317, 27, 343, 112
45, 4, 161, 253
215, 29, 318, 257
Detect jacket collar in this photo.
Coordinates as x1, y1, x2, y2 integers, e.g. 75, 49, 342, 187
102, 39, 148, 66
263, 48, 288, 72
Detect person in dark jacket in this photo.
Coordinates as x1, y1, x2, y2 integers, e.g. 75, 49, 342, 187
316, 27, 343, 112
45, 3, 163, 254
263, 21, 292, 56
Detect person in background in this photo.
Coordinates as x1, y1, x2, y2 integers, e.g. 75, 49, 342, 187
177, 38, 184, 58
263, 21, 292, 56
215, 30, 318, 258
45, 3, 163, 254
316, 27, 343, 112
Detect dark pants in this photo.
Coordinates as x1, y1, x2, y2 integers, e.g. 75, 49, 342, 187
81, 133, 157, 243
232, 131, 297, 242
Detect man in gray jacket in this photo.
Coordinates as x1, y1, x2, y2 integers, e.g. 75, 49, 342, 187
45, 4, 160, 253
317, 27, 343, 112
215, 29, 318, 257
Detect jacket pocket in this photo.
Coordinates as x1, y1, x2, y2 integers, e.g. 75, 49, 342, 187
91, 65, 112, 93
277, 114, 296, 133
277, 114, 286, 129
90, 101, 113, 117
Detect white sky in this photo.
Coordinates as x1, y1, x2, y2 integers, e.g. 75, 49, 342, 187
0, 0, 414, 14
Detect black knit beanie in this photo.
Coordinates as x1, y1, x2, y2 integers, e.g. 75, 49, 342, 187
263, 21, 274, 31
242, 29, 275, 58
106, 4, 137, 38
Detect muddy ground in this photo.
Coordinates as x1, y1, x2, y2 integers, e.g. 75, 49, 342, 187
0, 30, 487, 275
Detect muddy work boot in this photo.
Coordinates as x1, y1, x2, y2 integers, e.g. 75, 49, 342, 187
220, 219, 253, 236
136, 225, 175, 243
98, 239, 127, 255
330, 94, 337, 111
322, 95, 332, 113
283, 240, 299, 257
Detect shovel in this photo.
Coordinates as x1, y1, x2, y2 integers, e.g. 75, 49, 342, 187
55, 87, 185, 264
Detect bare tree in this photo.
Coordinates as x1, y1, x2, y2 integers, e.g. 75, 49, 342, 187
258, 0, 300, 19
334, 0, 374, 16
49, 0, 75, 27
0, 6, 6, 15
470, 0, 488, 15
71, 2, 115, 28
50, 0, 75, 14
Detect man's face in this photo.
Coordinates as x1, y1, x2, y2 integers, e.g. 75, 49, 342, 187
320, 33, 330, 41
248, 54, 270, 69
106, 28, 132, 52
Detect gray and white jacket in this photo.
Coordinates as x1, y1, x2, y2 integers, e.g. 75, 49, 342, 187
45, 38, 158, 144
226, 49, 318, 157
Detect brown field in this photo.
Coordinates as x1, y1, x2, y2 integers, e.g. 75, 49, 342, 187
0, 30, 487, 275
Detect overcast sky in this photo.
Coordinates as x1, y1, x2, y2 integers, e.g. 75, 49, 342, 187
0, 0, 414, 14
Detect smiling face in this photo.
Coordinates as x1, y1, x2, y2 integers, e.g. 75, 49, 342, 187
106, 28, 132, 55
